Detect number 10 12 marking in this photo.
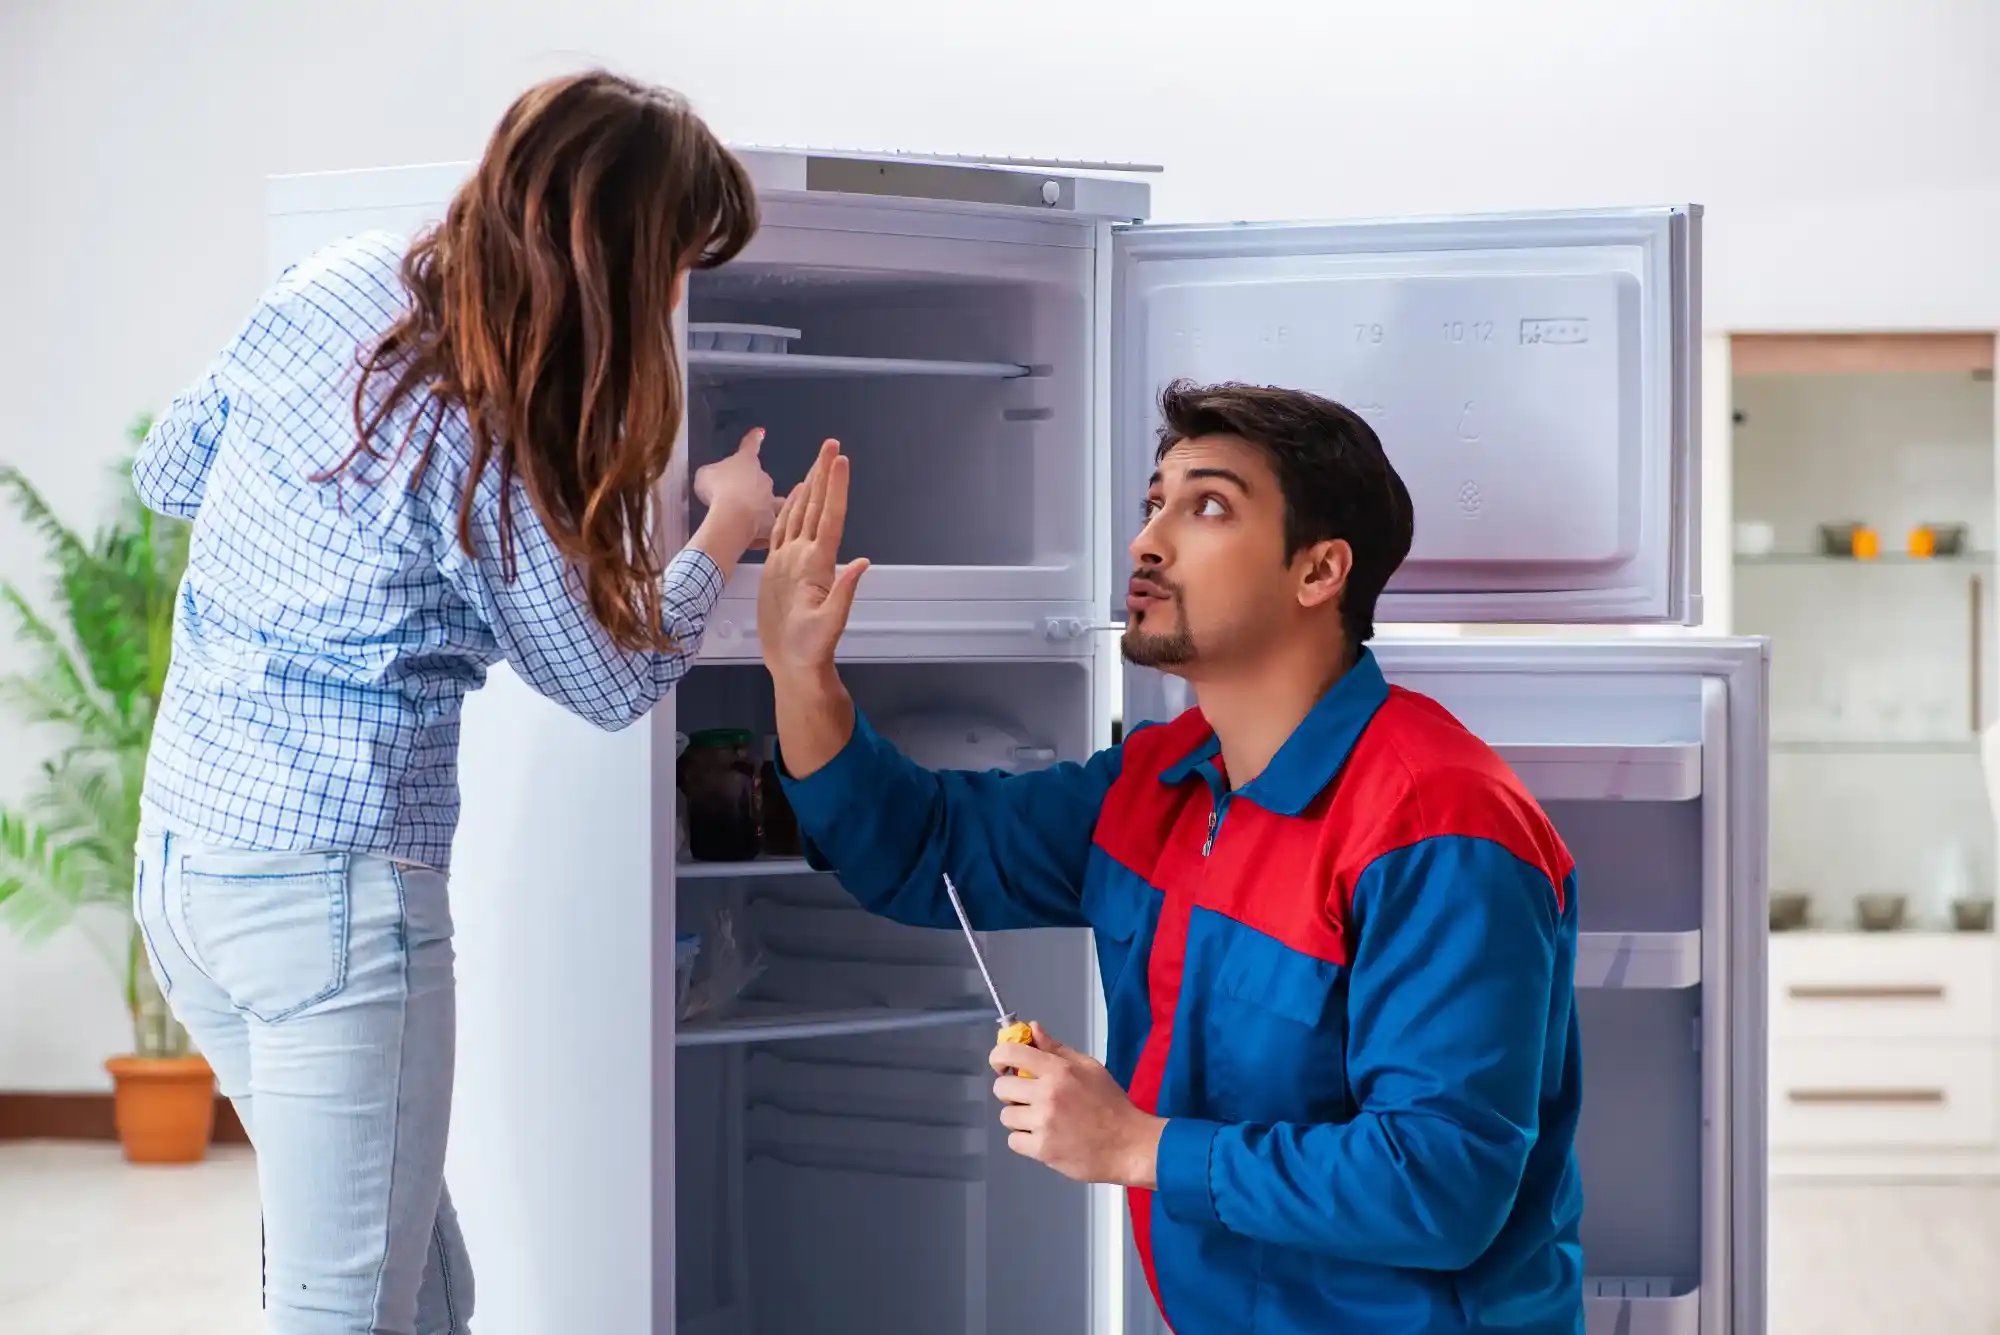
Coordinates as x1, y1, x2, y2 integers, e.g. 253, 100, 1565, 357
1443, 321, 1494, 343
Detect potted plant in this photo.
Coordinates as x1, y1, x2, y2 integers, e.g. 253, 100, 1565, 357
0, 418, 215, 1164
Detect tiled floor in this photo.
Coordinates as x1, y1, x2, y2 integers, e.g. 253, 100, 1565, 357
3, 1141, 1999, 1333
3, 1142, 261, 1335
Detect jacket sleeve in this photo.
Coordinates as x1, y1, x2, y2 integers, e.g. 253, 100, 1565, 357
778, 711, 1122, 932
1152, 833, 1565, 1270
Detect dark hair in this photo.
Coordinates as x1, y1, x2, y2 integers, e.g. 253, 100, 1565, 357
1155, 379, 1414, 645
325, 70, 759, 653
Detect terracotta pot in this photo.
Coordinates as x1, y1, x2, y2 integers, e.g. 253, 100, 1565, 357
104, 1054, 216, 1164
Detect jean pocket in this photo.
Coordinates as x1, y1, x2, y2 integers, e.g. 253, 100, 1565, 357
180, 850, 351, 1023
132, 858, 175, 999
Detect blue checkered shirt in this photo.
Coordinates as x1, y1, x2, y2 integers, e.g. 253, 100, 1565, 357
134, 231, 723, 871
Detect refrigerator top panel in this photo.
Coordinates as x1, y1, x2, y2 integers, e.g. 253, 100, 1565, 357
732, 146, 1156, 222
266, 147, 1156, 230
1110, 207, 1701, 626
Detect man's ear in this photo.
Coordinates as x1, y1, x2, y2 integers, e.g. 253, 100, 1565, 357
1295, 538, 1352, 611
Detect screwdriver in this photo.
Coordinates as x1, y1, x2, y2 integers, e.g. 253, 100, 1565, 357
941, 874, 1037, 1078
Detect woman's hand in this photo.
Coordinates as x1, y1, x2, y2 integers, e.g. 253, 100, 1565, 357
693, 428, 779, 551
757, 440, 868, 682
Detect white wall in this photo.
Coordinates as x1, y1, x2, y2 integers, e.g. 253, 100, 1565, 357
3, 0, 1997, 1088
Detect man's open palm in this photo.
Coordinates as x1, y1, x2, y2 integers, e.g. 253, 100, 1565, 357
757, 439, 869, 676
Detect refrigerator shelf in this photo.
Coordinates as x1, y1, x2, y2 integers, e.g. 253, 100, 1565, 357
1576, 931, 1701, 989
1493, 741, 1702, 802
689, 349, 1032, 379
678, 855, 819, 880
1583, 1278, 1698, 1335
676, 1003, 994, 1048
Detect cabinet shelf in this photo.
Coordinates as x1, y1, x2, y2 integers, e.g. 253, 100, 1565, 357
1577, 931, 1701, 989
1493, 742, 1702, 801
1584, 1279, 1697, 1335
689, 349, 1031, 379
1737, 552, 1993, 567
675, 1003, 993, 1048
1772, 738, 1978, 755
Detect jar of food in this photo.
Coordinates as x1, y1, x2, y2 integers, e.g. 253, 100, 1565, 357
759, 734, 802, 858
679, 728, 760, 861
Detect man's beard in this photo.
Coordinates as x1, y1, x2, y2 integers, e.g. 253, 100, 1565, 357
1121, 576, 1196, 668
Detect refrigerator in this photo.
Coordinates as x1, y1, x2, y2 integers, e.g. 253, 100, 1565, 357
265, 151, 1767, 1335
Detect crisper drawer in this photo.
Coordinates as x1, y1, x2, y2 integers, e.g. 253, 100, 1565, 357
1770, 1039, 1998, 1151
1770, 934, 1999, 1040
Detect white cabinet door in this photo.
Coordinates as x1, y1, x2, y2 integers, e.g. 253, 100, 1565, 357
1110, 209, 1700, 625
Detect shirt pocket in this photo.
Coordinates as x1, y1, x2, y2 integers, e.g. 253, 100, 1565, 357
1205, 925, 1349, 1125
181, 850, 351, 1024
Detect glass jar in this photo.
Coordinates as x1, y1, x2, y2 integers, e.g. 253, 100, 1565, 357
759, 733, 802, 858
679, 728, 760, 861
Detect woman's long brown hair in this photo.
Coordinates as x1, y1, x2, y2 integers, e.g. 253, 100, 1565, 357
328, 71, 757, 652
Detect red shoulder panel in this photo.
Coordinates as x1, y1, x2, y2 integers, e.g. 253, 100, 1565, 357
1329, 687, 1576, 914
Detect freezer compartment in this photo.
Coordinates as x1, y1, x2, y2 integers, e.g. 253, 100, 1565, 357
686, 232, 1092, 605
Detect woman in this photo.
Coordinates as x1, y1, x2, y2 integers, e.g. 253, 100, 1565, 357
129, 72, 769, 1333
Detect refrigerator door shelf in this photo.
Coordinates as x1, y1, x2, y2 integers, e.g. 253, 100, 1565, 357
1495, 741, 1703, 802
1578, 930, 1703, 990
1584, 1280, 1698, 1335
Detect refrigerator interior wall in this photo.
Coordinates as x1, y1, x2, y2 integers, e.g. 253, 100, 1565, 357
672, 660, 1101, 1335
686, 220, 1094, 606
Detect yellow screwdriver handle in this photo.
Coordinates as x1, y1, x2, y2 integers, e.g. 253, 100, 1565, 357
998, 1019, 1037, 1079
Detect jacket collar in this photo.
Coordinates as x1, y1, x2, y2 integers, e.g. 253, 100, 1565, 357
1157, 648, 1390, 815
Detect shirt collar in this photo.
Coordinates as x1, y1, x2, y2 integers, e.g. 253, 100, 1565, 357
1156, 648, 1391, 816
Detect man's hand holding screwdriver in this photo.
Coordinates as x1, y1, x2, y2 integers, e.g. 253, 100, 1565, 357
991, 1023, 1166, 1190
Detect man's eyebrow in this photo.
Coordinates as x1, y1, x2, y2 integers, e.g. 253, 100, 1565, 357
1183, 467, 1251, 492
1148, 466, 1254, 491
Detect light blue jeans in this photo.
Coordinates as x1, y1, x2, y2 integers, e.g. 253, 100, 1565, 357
134, 830, 474, 1334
